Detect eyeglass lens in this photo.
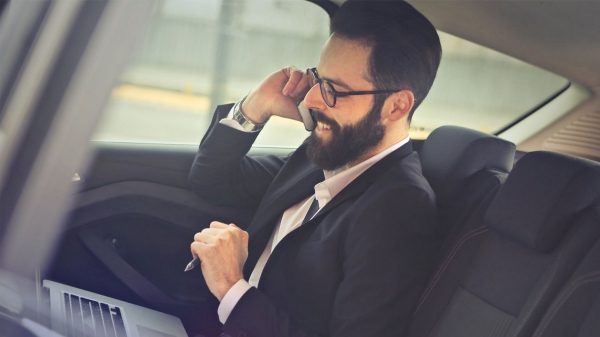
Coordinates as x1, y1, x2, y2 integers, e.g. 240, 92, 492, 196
309, 68, 335, 107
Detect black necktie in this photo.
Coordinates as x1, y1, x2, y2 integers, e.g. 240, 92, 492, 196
303, 197, 320, 223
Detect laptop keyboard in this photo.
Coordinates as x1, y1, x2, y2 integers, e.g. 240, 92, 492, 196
63, 292, 128, 337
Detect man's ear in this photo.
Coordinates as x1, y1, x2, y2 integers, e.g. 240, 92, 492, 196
383, 90, 415, 122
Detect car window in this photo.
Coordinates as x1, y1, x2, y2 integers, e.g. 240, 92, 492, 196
93, 1, 568, 147
411, 31, 569, 139
93, 0, 328, 148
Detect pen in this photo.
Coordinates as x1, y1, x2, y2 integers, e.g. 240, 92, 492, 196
184, 256, 200, 272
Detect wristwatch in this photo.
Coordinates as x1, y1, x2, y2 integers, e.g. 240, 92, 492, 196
231, 96, 265, 132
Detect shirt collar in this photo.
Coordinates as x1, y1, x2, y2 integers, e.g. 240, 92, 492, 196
314, 136, 410, 208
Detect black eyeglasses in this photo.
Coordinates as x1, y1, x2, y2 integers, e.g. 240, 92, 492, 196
308, 67, 402, 108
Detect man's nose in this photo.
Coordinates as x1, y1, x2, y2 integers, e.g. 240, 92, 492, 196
303, 83, 327, 111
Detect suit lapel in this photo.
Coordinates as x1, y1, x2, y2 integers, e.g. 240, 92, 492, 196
244, 161, 323, 275
303, 141, 414, 226
244, 141, 414, 275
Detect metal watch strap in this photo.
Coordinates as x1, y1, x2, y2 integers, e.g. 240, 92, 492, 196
232, 96, 265, 132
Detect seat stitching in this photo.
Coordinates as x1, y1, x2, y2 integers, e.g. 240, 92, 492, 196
414, 226, 488, 313
519, 243, 565, 325
532, 272, 600, 337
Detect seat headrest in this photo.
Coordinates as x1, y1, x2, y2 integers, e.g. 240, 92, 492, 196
420, 125, 516, 201
485, 151, 600, 253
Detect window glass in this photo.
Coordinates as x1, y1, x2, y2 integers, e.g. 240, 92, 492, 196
94, 3, 568, 146
94, 0, 328, 147
410, 31, 568, 139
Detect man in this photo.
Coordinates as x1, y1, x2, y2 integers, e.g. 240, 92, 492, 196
188, 1, 441, 336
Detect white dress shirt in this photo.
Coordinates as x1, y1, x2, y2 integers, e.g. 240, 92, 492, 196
216, 112, 410, 323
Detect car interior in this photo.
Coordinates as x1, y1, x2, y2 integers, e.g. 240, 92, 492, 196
1, 0, 600, 337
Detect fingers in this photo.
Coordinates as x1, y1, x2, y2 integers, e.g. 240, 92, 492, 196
194, 227, 217, 241
290, 74, 311, 99
194, 229, 220, 244
209, 221, 229, 229
194, 222, 248, 245
282, 67, 310, 99
246, 66, 310, 122
190, 221, 250, 274
190, 241, 205, 258
281, 67, 300, 96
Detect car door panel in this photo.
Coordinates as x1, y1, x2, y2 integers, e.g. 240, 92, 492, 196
47, 143, 281, 310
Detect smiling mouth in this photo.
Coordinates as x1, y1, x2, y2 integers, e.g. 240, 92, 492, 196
316, 121, 332, 131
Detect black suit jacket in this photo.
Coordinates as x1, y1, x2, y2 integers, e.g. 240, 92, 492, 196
189, 104, 439, 337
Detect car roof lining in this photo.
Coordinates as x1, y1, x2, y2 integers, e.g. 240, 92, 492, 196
409, 1, 600, 90
332, 0, 600, 91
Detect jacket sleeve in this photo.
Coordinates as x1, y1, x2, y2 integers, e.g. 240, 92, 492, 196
188, 104, 290, 210
220, 186, 439, 337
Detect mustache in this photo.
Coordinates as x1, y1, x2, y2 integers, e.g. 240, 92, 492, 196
310, 109, 339, 130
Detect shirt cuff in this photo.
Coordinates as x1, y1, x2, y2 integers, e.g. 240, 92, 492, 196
217, 279, 253, 324
219, 104, 252, 132
220, 117, 249, 132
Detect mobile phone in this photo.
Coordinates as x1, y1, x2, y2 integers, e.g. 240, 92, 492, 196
297, 101, 315, 131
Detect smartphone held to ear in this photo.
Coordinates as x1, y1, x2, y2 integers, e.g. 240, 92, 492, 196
298, 101, 315, 131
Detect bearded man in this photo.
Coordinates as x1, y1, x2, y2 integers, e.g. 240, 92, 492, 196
188, 1, 442, 336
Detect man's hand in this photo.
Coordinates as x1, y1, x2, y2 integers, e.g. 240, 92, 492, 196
241, 66, 311, 124
191, 222, 249, 301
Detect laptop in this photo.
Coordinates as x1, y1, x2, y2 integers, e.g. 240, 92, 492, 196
43, 280, 188, 337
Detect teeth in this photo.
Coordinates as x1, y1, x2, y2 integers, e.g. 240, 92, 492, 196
317, 121, 331, 130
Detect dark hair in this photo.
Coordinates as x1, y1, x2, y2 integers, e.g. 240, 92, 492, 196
331, 0, 442, 122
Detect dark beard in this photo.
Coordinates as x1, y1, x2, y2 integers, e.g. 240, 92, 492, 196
305, 100, 385, 171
